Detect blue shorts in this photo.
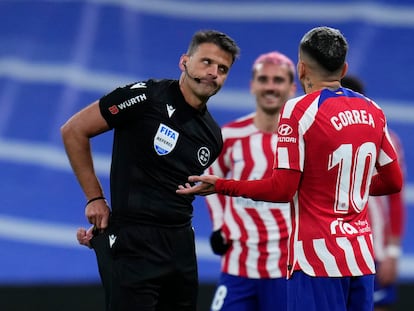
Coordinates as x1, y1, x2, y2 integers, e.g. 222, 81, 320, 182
210, 273, 287, 311
373, 268, 397, 307
287, 271, 374, 311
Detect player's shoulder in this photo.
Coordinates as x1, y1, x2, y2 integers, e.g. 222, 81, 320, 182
280, 93, 314, 119
223, 112, 255, 128
221, 113, 256, 139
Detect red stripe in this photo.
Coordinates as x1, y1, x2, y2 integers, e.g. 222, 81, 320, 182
229, 200, 248, 276
245, 207, 270, 278
352, 235, 373, 274
302, 239, 328, 276
271, 208, 289, 276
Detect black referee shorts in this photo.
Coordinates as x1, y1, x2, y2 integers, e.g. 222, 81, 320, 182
90, 228, 113, 311
109, 224, 198, 311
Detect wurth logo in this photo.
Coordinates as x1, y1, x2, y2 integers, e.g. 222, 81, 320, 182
108, 94, 147, 114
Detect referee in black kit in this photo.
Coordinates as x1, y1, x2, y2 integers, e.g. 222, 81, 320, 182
61, 30, 240, 311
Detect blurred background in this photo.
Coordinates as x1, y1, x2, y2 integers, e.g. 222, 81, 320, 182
0, 0, 413, 310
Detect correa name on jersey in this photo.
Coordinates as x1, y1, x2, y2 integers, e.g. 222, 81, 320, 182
330, 109, 375, 131
108, 93, 147, 115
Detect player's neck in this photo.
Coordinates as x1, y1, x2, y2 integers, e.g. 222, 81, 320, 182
254, 110, 280, 133
304, 78, 341, 94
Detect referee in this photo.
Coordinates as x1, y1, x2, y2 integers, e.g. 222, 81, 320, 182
62, 30, 240, 311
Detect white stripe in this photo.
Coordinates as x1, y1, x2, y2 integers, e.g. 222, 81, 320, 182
221, 123, 256, 139
0, 57, 136, 93
5, 212, 414, 277
227, 240, 242, 275
277, 147, 290, 169
281, 97, 303, 119
357, 235, 376, 273
0, 138, 111, 176
297, 98, 319, 171
0, 214, 79, 247
42, 0, 414, 26
377, 148, 394, 166
313, 238, 341, 275
296, 240, 316, 276
336, 237, 363, 275
0, 212, 219, 260
1, 57, 414, 122
0, 138, 413, 205
299, 97, 319, 135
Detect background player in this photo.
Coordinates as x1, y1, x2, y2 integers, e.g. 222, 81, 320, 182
206, 51, 296, 311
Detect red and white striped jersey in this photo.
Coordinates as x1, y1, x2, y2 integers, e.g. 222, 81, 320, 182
206, 113, 291, 278
275, 88, 399, 277
368, 130, 405, 261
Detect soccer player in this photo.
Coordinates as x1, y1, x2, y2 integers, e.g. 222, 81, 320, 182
61, 29, 240, 311
177, 26, 403, 311
206, 51, 296, 311
342, 75, 406, 311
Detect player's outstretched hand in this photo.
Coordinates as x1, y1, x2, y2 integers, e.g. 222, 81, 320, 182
176, 175, 219, 196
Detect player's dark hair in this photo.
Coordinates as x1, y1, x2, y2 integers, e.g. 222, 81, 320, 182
341, 75, 365, 94
187, 30, 240, 64
300, 26, 348, 72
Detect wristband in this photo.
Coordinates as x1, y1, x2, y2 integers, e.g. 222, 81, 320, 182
385, 245, 402, 258
86, 196, 106, 206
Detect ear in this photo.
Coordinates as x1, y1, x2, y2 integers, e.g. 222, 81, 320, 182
340, 62, 348, 79
298, 61, 306, 81
179, 54, 189, 71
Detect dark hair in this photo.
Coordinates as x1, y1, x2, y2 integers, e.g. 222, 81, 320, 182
341, 75, 365, 94
300, 26, 348, 72
187, 30, 240, 64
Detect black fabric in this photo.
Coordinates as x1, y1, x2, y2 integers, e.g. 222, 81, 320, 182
99, 79, 223, 227
90, 229, 113, 311
109, 224, 198, 311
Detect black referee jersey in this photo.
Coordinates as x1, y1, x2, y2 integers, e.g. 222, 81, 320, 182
99, 79, 223, 227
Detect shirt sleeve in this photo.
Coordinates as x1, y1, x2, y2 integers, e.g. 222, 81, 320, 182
215, 168, 301, 203
99, 81, 150, 128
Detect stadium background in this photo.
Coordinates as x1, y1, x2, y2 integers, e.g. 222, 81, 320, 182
0, 1, 413, 310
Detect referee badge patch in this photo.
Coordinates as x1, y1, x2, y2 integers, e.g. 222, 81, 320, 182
197, 147, 210, 166
154, 123, 179, 155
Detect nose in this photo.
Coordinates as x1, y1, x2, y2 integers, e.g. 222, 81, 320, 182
207, 64, 219, 78
264, 81, 278, 91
